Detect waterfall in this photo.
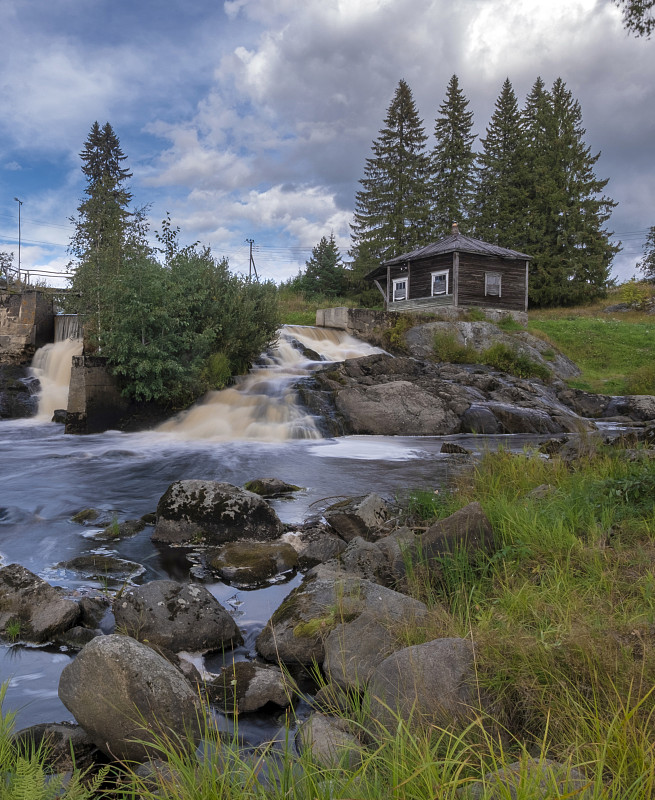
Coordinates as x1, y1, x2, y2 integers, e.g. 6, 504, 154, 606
30, 339, 83, 420
54, 315, 81, 342
158, 325, 382, 442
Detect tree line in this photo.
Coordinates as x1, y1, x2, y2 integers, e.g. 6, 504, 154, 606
64, 122, 279, 409
349, 75, 619, 307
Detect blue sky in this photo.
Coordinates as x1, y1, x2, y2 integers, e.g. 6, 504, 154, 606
1, 0, 653, 287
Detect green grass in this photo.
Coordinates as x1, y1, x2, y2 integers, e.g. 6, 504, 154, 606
277, 287, 362, 325
528, 313, 655, 394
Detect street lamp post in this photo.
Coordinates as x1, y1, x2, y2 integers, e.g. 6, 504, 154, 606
13, 197, 22, 286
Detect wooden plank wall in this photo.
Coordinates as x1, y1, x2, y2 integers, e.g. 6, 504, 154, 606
457, 255, 526, 311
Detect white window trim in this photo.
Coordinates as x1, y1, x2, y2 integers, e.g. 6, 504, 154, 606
392, 276, 408, 302
485, 272, 502, 297
431, 269, 449, 296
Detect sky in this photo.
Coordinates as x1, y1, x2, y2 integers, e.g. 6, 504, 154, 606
0, 0, 653, 288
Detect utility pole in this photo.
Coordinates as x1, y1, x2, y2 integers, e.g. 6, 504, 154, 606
13, 197, 22, 286
246, 238, 258, 281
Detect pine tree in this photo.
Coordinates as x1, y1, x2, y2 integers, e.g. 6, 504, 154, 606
614, 0, 655, 37
67, 122, 135, 344
638, 226, 655, 281
472, 78, 528, 248
297, 233, 348, 298
430, 75, 477, 238
350, 79, 431, 286
523, 79, 618, 306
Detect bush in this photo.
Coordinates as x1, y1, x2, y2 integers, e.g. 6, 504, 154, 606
618, 279, 654, 309
433, 331, 477, 363
481, 342, 551, 381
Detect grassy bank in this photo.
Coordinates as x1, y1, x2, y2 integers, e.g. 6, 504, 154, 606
277, 288, 362, 326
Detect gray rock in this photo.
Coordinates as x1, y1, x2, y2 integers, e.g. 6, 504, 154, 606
459, 404, 501, 434
440, 441, 472, 455
113, 580, 242, 653
328, 537, 391, 585
208, 541, 298, 588
486, 402, 564, 434
323, 610, 404, 690
78, 595, 111, 629
13, 722, 100, 773
604, 394, 655, 421
0, 564, 79, 643
54, 554, 145, 584
153, 480, 284, 546
57, 625, 99, 649
285, 524, 348, 569
323, 493, 388, 542
207, 661, 292, 714
296, 713, 362, 769
335, 381, 461, 436
58, 634, 202, 762
464, 758, 593, 799
256, 567, 427, 666
367, 637, 477, 734
416, 502, 495, 561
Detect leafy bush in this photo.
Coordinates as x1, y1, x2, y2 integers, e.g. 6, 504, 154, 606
618, 278, 654, 309
384, 314, 416, 352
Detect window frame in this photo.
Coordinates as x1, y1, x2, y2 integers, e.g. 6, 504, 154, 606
431, 269, 449, 297
485, 271, 502, 298
392, 276, 408, 301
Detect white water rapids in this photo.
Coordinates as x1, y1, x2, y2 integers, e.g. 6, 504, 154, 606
30, 325, 381, 440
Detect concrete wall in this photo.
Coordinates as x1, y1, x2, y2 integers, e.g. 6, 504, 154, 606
316, 305, 527, 336
65, 355, 129, 434
0, 291, 54, 364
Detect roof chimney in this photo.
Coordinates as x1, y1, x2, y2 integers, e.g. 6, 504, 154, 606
451, 221, 459, 236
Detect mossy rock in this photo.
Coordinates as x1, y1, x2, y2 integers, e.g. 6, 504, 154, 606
209, 541, 298, 588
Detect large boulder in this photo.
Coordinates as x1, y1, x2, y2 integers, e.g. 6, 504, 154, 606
367, 638, 477, 734
0, 564, 79, 643
152, 480, 284, 546
256, 566, 427, 666
113, 580, 242, 652
58, 634, 202, 762
296, 713, 362, 770
413, 502, 495, 562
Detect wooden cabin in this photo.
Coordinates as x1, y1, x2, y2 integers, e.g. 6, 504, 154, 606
365, 224, 531, 314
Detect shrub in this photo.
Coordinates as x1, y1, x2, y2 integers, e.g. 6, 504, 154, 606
481, 342, 551, 381
618, 279, 654, 309
433, 331, 477, 363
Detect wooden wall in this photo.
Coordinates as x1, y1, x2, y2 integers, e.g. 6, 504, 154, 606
457, 254, 526, 311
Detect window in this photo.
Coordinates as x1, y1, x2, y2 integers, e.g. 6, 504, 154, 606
431, 270, 449, 296
485, 272, 502, 297
392, 278, 407, 301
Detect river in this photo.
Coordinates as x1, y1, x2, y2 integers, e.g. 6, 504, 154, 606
0, 326, 549, 735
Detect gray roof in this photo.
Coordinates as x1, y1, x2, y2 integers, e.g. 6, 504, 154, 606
365, 232, 531, 280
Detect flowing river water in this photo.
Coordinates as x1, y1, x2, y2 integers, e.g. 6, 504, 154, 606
1, 325, 552, 737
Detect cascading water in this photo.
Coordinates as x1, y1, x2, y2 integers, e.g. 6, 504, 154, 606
158, 325, 382, 441
30, 338, 83, 420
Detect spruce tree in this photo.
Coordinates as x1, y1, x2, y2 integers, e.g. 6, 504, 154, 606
523, 79, 618, 306
350, 79, 430, 287
430, 75, 477, 238
67, 122, 135, 344
297, 233, 347, 298
472, 78, 528, 248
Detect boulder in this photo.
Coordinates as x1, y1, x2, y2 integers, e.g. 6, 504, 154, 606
296, 713, 362, 770
414, 502, 495, 562
256, 567, 427, 666
207, 661, 292, 714
54, 554, 145, 585
367, 637, 477, 734
113, 580, 242, 653
604, 394, 655, 421
153, 480, 284, 546
58, 634, 202, 762
464, 758, 593, 799
323, 610, 402, 690
208, 541, 298, 588
323, 494, 388, 542
327, 537, 392, 585
0, 564, 79, 643
243, 478, 302, 497
441, 441, 472, 455
283, 524, 348, 570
